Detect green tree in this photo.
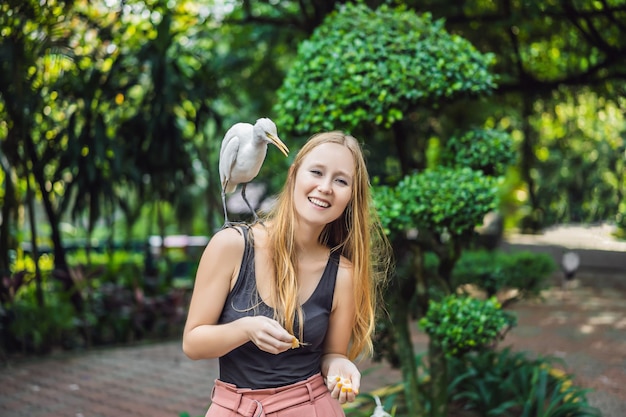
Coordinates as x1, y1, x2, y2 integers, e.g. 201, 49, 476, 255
273, 4, 506, 416
242, 0, 626, 229
0, 0, 221, 312
415, 0, 626, 229
0, 0, 79, 309
274, 3, 495, 176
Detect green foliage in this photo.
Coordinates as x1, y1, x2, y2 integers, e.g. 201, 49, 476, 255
523, 92, 625, 227
419, 296, 516, 357
1, 248, 191, 354
451, 250, 557, 299
7, 280, 77, 353
274, 2, 496, 134
347, 348, 600, 417
616, 208, 626, 238
441, 128, 517, 177
448, 348, 601, 417
374, 167, 499, 238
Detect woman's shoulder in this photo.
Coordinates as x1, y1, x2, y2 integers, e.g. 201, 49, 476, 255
336, 254, 354, 284
204, 226, 248, 258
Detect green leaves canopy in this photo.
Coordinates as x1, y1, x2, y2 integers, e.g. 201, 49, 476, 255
374, 167, 499, 238
274, 3, 497, 134
419, 295, 516, 357
441, 128, 517, 177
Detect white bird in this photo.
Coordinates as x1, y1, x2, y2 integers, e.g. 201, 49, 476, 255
219, 118, 289, 227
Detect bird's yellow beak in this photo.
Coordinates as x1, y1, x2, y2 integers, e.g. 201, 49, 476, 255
267, 133, 289, 157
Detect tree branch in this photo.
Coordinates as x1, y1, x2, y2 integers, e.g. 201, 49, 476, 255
560, 0, 620, 55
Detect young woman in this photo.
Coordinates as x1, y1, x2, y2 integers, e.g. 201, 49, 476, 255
182, 131, 391, 416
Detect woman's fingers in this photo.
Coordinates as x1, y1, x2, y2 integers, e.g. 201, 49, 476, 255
247, 317, 296, 354
244, 316, 312, 354
327, 375, 358, 403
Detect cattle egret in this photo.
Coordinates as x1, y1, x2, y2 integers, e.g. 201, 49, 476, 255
219, 118, 289, 227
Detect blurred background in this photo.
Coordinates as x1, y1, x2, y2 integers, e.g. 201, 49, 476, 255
0, 2, 624, 412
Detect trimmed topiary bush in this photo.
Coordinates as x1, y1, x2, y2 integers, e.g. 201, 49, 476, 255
274, 3, 496, 135
451, 249, 557, 301
419, 295, 516, 357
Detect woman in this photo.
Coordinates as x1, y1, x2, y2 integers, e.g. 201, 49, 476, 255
183, 131, 390, 416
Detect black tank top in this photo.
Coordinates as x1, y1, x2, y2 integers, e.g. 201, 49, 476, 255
217, 227, 340, 389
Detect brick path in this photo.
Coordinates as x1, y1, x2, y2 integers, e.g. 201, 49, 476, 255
2, 278, 624, 417
1, 225, 625, 417
0, 341, 405, 417
1, 342, 218, 417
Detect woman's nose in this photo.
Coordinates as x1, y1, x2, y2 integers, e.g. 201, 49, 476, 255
317, 180, 332, 194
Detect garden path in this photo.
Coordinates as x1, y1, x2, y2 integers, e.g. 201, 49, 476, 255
1, 225, 625, 417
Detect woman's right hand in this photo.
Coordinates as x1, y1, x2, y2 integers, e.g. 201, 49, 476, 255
243, 316, 294, 354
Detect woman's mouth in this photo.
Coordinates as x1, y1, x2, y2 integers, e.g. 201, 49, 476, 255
308, 197, 330, 208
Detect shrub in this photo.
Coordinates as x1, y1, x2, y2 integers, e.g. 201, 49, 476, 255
6, 280, 79, 353
448, 348, 601, 417
451, 250, 556, 301
441, 128, 517, 177
274, 3, 496, 135
419, 295, 516, 357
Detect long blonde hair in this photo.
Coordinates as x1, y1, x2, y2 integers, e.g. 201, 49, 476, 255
265, 131, 391, 360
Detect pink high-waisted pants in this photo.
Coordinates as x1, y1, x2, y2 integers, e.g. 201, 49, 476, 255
205, 373, 345, 417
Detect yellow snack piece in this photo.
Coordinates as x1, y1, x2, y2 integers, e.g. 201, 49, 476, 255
290, 336, 310, 348
328, 375, 355, 393
291, 337, 300, 348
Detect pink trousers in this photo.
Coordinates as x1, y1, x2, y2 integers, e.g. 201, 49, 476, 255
205, 373, 345, 417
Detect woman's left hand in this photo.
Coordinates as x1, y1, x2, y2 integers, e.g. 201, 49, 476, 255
322, 354, 361, 404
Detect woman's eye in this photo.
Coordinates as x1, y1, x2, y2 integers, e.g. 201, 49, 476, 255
310, 169, 322, 176
336, 178, 349, 186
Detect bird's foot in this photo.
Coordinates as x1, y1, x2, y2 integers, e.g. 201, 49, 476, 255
220, 221, 252, 234
248, 216, 266, 228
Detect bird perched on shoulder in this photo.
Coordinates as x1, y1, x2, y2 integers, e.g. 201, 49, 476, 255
219, 118, 289, 227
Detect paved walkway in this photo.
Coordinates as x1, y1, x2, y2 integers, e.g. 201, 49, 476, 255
1, 342, 219, 417
0, 339, 403, 417
2, 277, 624, 417
1, 225, 625, 417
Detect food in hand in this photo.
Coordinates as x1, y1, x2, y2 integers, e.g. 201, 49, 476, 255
327, 375, 357, 394
290, 336, 311, 349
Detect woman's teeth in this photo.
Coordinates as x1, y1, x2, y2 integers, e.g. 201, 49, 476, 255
309, 197, 329, 208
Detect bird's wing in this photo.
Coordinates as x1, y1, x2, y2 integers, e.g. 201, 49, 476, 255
219, 134, 240, 193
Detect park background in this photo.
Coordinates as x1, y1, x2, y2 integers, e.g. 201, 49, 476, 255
1, 1, 625, 416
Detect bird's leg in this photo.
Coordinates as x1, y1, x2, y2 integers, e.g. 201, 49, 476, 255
241, 183, 259, 223
218, 184, 245, 234
221, 187, 230, 225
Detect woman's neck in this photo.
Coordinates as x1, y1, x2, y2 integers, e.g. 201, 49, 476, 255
293, 220, 324, 253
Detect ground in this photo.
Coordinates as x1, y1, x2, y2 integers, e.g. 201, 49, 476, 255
1, 224, 625, 417
503, 272, 626, 416
353, 270, 626, 417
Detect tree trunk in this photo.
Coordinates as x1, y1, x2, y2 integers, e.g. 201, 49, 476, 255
435, 239, 462, 290
26, 177, 44, 307
26, 135, 82, 313
520, 94, 540, 230
413, 244, 429, 318
428, 339, 448, 417
0, 154, 16, 274
390, 289, 424, 416
386, 240, 426, 416
392, 121, 411, 177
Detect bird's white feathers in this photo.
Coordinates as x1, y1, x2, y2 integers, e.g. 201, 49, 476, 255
219, 118, 282, 194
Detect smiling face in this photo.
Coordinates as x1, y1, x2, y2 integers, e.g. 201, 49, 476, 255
293, 142, 355, 228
